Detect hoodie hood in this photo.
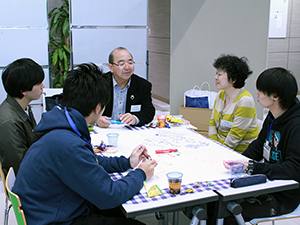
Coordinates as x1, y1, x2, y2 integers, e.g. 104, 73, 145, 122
270, 98, 300, 125
35, 105, 91, 143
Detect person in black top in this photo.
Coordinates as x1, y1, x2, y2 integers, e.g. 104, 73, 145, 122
222, 67, 300, 224
97, 47, 155, 127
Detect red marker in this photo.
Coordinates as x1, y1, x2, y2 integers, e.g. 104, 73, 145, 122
155, 149, 178, 154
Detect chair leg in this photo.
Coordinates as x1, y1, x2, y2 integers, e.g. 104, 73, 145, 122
189, 206, 207, 225
226, 201, 246, 225
163, 212, 169, 225
216, 218, 224, 225
4, 198, 9, 225
173, 211, 179, 225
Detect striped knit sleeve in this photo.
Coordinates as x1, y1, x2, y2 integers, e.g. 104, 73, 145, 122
209, 92, 221, 140
224, 92, 259, 151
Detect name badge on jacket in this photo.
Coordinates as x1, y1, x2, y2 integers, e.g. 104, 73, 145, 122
131, 105, 141, 112
263, 141, 271, 161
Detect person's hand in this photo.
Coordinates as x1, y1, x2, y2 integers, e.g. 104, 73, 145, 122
223, 159, 249, 172
138, 160, 158, 181
130, 145, 152, 168
96, 116, 111, 128
120, 113, 136, 125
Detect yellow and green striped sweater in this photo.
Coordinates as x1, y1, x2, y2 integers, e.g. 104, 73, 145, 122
209, 89, 259, 153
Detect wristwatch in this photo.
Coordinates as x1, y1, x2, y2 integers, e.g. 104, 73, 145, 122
246, 160, 254, 175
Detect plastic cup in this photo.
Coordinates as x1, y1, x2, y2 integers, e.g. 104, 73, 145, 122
166, 172, 183, 194
157, 115, 167, 128
229, 162, 244, 178
107, 133, 119, 147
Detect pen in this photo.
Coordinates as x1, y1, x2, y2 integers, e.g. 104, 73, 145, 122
155, 149, 178, 154
141, 147, 151, 160
106, 119, 123, 124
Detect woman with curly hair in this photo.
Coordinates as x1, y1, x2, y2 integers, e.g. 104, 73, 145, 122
209, 54, 259, 153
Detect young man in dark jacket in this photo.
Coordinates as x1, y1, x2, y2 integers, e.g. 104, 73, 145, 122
13, 63, 157, 225
0, 58, 45, 177
223, 67, 300, 224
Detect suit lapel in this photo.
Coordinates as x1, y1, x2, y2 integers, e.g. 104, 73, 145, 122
126, 75, 139, 112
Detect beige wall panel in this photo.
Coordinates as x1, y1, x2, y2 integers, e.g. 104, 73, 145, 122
148, 37, 170, 54
149, 52, 170, 81
268, 38, 289, 52
148, 0, 170, 38
290, 37, 300, 51
290, 0, 300, 37
151, 80, 169, 100
149, 52, 170, 100
267, 0, 300, 91
288, 53, 300, 86
286, 0, 293, 35
148, 0, 171, 102
267, 53, 288, 68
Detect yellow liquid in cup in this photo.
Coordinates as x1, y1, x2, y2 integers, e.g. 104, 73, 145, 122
169, 179, 182, 194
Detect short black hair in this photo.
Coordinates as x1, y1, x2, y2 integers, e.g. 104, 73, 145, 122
2, 58, 44, 98
108, 47, 133, 64
213, 54, 253, 88
256, 67, 298, 110
62, 63, 110, 117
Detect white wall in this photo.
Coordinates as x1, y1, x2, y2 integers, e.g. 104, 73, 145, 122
0, 0, 49, 123
70, 0, 149, 79
170, 0, 271, 120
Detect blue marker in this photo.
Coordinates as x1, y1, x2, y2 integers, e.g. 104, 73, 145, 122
106, 119, 123, 124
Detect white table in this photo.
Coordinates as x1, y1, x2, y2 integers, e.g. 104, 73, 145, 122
91, 125, 299, 224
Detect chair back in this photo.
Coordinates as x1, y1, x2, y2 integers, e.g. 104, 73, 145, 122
42, 88, 63, 112
5, 167, 27, 225
0, 161, 10, 201
1, 161, 12, 225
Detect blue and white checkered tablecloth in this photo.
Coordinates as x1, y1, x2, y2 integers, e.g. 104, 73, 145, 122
109, 172, 231, 205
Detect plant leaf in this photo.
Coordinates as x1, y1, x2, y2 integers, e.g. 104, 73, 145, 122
52, 50, 59, 66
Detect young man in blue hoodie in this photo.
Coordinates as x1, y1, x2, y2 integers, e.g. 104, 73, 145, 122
13, 63, 157, 225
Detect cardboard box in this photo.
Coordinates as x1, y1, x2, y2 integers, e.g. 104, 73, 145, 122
179, 106, 212, 135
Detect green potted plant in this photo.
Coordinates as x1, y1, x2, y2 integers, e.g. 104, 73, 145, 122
48, 0, 70, 88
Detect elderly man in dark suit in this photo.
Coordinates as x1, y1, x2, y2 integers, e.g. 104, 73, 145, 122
97, 47, 155, 127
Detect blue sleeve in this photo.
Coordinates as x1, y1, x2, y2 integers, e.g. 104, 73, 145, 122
96, 155, 131, 173
59, 146, 146, 210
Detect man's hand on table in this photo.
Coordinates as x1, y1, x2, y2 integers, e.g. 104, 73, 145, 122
120, 113, 137, 125
130, 144, 157, 181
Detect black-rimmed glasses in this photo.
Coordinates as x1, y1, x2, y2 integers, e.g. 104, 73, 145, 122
112, 61, 135, 67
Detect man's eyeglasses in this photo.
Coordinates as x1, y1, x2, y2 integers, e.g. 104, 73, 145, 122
112, 61, 135, 67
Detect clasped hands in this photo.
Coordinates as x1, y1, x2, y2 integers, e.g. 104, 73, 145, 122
130, 144, 157, 181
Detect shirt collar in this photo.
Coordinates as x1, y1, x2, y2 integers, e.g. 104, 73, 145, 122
112, 74, 131, 89
6, 95, 32, 122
